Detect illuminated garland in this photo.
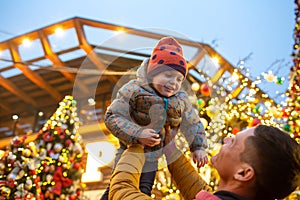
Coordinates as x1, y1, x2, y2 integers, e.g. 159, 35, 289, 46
285, 0, 300, 141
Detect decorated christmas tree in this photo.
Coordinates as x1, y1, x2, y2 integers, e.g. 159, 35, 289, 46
0, 136, 41, 199
35, 95, 85, 200
0, 95, 86, 199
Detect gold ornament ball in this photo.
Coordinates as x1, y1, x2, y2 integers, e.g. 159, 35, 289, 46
206, 106, 218, 118
0, 163, 5, 170
22, 149, 32, 157
1, 187, 11, 197
25, 179, 33, 190
191, 82, 200, 91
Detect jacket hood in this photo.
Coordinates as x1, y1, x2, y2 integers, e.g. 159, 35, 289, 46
136, 58, 149, 83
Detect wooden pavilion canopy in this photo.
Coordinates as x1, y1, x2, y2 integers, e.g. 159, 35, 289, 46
0, 17, 276, 144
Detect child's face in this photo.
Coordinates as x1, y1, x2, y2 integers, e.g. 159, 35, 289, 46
152, 69, 184, 97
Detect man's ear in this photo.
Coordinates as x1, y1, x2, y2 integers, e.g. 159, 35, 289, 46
234, 164, 255, 182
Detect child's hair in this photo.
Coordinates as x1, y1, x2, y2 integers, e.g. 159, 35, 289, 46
147, 37, 187, 78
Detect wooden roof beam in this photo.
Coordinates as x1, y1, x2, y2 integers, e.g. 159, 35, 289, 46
77, 17, 205, 49
187, 47, 206, 70
211, 65, 227, 84
38, 30, 90, 95
0, 75, 38, 107
73, 19, 120, 85
202, 44, 234, 73
0, 99, 11, 111
9, 43, 62, 102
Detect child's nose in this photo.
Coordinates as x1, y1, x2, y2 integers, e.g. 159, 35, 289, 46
169, 77, 176, 84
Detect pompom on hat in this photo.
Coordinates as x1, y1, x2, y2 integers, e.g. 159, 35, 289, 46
147, 37, 188, 78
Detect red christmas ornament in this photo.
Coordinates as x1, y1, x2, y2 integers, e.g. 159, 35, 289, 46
69, 196, 76, 200
53, 126, 61, 134
29, 169, 36, 175
232, 127, 240, 135
73, 162, 81, 170
48, 150, 55, 155
52, 182, 62, 195
7, 180, 15, 188
281, 108, 289, 118
59, 130, 66, 139
65, 139, 72, 147
250, 118, 261, 127
61, 177, 73, 187
34, 176, 40, 185
13, 137, 23, 147
76, 189, 81, 196
9, 160, 15, 166
200, 83, 211, 96
43, 132, 53, 142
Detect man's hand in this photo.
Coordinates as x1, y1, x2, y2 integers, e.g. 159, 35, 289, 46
192, 150, 208, 168
138, 128, 161, 147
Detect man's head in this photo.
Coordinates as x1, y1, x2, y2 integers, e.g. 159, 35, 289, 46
147, 37, 187, 97
211, 125, 300, 199
242, 125, 300, 199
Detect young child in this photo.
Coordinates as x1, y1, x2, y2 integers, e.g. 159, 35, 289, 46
100, 37, 208, 200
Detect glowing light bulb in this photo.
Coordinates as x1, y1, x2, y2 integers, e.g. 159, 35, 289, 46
38, 111, 44, 117
191, 82, 200, 91
22, 38, 31, 47
115, 28, 125, 34
12, 114, 19, 120
212, 57, 219, 65
55, 27, 64, 36
232, 72, 239, 81
88, 98, 96, 106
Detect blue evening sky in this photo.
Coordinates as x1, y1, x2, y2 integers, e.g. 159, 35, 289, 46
0, 0, 295, 104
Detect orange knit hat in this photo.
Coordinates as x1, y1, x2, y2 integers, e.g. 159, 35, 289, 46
147, 37, 187, 78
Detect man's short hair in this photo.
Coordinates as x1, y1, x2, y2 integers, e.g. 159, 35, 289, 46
241, 125, 300, 199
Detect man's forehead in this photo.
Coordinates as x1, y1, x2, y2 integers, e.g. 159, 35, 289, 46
235, 128, 255, 142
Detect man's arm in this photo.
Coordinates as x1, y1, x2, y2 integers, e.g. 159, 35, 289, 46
109, 144, 152, 200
